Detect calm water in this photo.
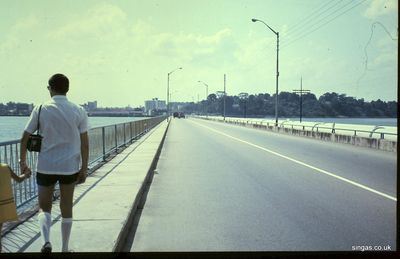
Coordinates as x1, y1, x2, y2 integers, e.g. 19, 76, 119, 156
0, 116, 397, 143
281, 117, 397, 126
0, 116, 145, 142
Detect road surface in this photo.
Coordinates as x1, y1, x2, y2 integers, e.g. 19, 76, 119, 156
130, 117, 396, 251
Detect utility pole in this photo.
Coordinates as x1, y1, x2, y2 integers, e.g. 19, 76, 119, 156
223, 74, 226, 121
197, 94, 199, 115
292, 76, 310, 123
239, 92, 249, 118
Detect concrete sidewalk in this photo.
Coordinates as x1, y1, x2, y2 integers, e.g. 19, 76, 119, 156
2, 119, 169, 253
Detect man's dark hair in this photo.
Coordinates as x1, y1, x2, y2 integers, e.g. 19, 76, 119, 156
49, 74, 69, 94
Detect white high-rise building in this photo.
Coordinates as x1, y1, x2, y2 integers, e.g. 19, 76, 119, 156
144, 98, 166, 114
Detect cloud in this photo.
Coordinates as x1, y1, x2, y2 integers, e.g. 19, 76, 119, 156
147, 28, 237, 65
372, 52, 397, 67
364, 0, 398, 19
0, 14, 40, 56
11, 14, 39, 33
49, 3, 127, 41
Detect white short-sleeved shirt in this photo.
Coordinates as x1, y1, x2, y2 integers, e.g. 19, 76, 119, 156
24, 95, 89, 175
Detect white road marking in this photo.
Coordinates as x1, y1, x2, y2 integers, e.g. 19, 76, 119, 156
191, 119, 397, 202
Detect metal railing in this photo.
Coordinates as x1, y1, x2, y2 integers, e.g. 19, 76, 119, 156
198, 116, 397, 141
274, 121, 397, 140
0, 116, 167, 209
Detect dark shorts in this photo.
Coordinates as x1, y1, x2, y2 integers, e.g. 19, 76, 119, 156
36, 172, 79, 186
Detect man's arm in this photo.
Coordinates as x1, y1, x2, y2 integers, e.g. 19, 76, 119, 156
19, 131, 31, 175
20, 105, 40, 173
77, 132, 89, 184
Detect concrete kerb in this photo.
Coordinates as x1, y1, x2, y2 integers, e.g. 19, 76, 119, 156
1, 119, 169, 253
197, 116, 397, 152
112, 119, 170, 252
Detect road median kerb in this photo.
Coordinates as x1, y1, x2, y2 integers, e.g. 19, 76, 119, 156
198, 116, 397, 152
112, 119, 170, 251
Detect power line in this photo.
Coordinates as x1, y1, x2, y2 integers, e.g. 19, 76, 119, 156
284, 0, 340, 34
283, 0, 345, 40
259, 0, 348, 55
281, 0, 369, 50
257, 0, 368, 59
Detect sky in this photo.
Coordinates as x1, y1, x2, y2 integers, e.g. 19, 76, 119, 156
0, 0, 398, 107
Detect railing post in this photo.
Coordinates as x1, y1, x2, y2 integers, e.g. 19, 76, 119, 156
135, 121, 138, 139
102, 127, 106, 161
123, 123, 126, 146
130, 122, 133, 143
115, 124, 118, 151
141, 120, 144, 135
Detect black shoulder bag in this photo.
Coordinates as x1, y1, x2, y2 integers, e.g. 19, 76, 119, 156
27, 105, 43, 152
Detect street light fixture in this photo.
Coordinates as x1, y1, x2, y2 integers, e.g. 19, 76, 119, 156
198, 80, 209, 117
167, 67, 182, 121
252, 18, 279, 127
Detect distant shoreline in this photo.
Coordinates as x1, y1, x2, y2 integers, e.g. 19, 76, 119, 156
0, 115, 397, 118
0, 114, 151, 118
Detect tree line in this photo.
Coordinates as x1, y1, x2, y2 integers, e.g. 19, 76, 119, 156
179, 92, 397, 118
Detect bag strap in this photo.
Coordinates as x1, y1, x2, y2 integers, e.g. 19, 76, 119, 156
37, 105, 42, 134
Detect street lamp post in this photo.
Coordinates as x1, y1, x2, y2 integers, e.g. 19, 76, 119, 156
198, 80, 209, 117
167, 67, 182, 121
252, 18, 279, 127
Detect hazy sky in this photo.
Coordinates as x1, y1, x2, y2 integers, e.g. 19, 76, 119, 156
0, 0, 397, 107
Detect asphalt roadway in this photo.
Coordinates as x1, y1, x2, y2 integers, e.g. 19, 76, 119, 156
130, 117, 396, 251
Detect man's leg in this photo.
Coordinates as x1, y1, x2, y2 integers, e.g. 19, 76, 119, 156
59, 182, 75, 252
37, 184, 55, 252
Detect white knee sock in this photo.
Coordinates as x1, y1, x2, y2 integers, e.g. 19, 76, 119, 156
61, 218, 73, 252
38, 212, 52, 244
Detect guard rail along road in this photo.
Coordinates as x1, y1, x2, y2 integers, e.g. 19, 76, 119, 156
196, 116, 397, 152
0, 116, 167, 211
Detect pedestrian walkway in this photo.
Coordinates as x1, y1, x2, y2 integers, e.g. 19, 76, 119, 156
1, 120, 169, 253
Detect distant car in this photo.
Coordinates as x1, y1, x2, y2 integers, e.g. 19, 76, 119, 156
173, 112, 179, 118
179, 112, 185, 118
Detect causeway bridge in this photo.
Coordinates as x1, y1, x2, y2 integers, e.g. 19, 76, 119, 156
1, 116, 397, 252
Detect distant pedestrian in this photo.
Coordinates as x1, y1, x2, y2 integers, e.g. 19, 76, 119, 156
19, 73, 89, 253
0, 163, 31, 253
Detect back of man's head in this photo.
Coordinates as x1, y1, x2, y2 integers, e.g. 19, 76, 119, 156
49, 74, 69, 94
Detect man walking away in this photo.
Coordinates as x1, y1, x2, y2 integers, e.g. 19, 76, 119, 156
19, 74, 89, 253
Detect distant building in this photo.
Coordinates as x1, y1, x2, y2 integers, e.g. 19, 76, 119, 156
16, 103, 31, 115
87, 101, 97, 111
82, 101, 97, 111
144, 98, 166, 115
0, 102, 33, 116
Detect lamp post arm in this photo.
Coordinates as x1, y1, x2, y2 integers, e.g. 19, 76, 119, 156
169, 67, 182, 76
253, 19, 278, 35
